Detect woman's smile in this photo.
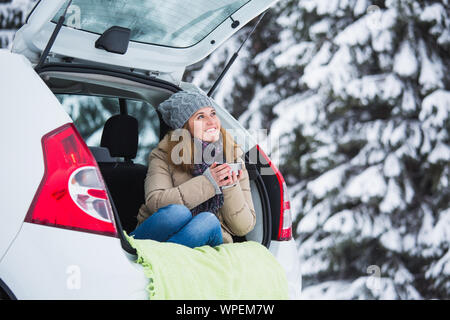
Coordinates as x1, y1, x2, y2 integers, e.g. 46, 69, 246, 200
205, 127, 217, 134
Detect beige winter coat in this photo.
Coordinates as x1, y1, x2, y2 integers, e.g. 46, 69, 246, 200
136, 132, 256, 243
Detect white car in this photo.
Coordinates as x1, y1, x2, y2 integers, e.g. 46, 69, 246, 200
0, 0, 301, 299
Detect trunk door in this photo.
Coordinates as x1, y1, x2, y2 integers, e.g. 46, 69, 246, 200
12, 0, 279, 81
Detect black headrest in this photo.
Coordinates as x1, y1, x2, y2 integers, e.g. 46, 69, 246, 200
100, 114, 138, 160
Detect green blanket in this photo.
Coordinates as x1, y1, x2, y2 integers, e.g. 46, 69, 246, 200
126, 234, 289, 300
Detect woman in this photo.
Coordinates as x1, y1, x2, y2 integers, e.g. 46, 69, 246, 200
131, 90, 256, 248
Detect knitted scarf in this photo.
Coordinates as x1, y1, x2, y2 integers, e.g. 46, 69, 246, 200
190, 138, 224, 216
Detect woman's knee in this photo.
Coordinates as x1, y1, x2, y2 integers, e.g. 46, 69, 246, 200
161, 204, 192, 220
196, 212, 221, 232
151, 204, 192, 230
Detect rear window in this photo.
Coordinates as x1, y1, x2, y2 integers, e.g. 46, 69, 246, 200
55, 94, 160, 165
53, 0, 250, 48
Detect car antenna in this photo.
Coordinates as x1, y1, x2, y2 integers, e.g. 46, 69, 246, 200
35, 0, 73, 71
207, 10, 267, 97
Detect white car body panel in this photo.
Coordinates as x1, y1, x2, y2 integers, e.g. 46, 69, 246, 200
0, 50, 71, 262
12, 0, 279, 82
0, 223, 148, 299
269, 240, 302, 300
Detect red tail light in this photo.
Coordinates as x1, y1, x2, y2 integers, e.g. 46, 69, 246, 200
257, 145, 293, 241
25, 123, 118, 237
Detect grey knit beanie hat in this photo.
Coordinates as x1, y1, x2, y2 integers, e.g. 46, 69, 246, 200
157, 90, 215, 129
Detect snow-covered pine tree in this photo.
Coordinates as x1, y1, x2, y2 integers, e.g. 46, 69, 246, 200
189, 0, 449, 299
281, 0, 450, 300
0, 0, 36, 49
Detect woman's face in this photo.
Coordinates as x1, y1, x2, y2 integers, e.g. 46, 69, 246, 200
187, 106, 221, 143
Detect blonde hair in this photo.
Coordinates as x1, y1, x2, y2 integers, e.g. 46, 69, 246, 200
166, 124, 239, 172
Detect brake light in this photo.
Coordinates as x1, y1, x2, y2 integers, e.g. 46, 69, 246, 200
25, 123, 118, 237
257, 145, 293, 241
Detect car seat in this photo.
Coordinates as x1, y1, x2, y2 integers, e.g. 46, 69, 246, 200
96, 108, 147, 233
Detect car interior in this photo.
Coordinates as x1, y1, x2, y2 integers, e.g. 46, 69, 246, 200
41, 68, 269, 246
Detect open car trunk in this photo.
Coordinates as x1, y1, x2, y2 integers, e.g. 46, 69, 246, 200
38, 64, 277, 253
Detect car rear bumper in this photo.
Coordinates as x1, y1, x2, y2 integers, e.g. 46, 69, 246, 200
0, 223, 149, 299
269, 239, 302, 300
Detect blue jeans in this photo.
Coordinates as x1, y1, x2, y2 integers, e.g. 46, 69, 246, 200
129, 204, 223, 248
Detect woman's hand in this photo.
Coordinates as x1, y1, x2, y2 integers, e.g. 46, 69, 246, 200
229, 169, 243, 185
210, 163, 243, 187
209, 162, 231, 187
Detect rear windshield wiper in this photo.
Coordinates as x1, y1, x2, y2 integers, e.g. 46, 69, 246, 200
35, 0, 73, 72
